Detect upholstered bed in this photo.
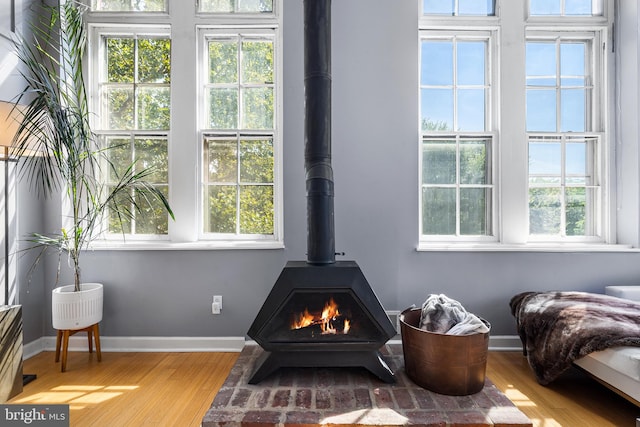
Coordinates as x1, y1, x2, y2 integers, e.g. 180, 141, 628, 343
510, 286, 640, 406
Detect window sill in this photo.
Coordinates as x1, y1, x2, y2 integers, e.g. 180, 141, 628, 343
417, 242, 640, 253
87, 240, 285, 251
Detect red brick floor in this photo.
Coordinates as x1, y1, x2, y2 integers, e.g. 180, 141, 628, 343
202, 344, 532, 427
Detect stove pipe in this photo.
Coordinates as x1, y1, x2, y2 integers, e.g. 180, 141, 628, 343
304, 0, 335, 265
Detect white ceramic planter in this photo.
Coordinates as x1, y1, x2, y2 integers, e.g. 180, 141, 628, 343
52, 283, 103, 330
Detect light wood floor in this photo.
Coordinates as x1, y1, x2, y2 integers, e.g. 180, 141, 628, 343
486, 352, 640, 427
8, 350, 640, 427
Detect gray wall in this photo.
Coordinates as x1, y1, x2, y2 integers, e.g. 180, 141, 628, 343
2, 0, 46, 344
10, 0, 640, 343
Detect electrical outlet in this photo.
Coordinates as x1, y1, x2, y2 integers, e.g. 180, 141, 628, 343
213, 295, 223, 310
212, 302, 221, 314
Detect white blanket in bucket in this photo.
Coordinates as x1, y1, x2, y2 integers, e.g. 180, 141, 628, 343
419, 294, 489, 335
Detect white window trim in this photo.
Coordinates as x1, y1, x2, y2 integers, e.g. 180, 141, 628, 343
87, 24, 172, 242
83, 1, 283, 250
525, 30, 607, 244
417, 0, 616, 252
418, 28, 499, 245
196, 25, 283, 243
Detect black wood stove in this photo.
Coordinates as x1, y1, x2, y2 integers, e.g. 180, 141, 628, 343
246, 0, 396, 384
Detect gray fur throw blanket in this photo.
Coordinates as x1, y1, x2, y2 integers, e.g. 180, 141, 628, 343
420, 294, 490, 335
510, 291, 640, 385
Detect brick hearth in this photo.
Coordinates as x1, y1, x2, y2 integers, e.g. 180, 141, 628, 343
202, 344, 532, 427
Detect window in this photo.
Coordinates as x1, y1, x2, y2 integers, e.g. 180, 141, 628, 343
529, 0, 603, 16
199, 29, 278, 239
422, 0, 495, 16
92, 28, 171, 238
199, 0, 273, 13
418, 0, 612, 247
91, 0, 167, 12
526, 34, 602, 240
87, 1, 282, 247
420, 34, 495, 239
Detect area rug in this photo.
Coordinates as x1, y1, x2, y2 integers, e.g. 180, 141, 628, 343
202, 344, 532, 427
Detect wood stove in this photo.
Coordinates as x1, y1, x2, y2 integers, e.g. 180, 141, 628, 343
247, 262, 396, 384
247, 0, 396, 384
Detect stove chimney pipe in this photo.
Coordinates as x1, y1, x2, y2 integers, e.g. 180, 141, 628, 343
304, 0, 335, 265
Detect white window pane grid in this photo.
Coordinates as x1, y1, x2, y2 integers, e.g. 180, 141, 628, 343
202, 30, 277, 238
420, 32, 495, 241
101, 134, 171, 237
91, 0, 168, 12
202, 134, 275, 237
421, 135, 494, 238
199, 0, 274, 14
420, 36, 490, 133
528, 135, 600, 239
419, 2, 610, 247
85, 5, 282, 246
204, 35, 275, 132
100, 35, 172, 132
95, 31, 171, 237
526, 37, 594, 134
529, 0, 603, 17
423, 0, 495, 16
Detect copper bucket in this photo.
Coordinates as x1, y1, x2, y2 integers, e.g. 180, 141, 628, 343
399, 307, 490, 395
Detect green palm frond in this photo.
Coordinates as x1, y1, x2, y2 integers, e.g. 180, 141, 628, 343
11, 1, 173, 291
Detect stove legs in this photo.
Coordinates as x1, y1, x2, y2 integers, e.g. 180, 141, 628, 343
248, 349, 395, 384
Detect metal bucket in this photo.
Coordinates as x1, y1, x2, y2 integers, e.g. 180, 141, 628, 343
399, 307, 490, 395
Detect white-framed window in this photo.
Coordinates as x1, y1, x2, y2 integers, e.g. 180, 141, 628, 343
422, 0, 495, 16
529, 0, 603, 17
418, 0, 612, 248
526, 32, 604, 241
419, 32, 496, 241
87, 1, 282, 247
90, 26, 172, 239
198, 0, 273, 14
198, 27, 280, 241
91, 0, 168, 13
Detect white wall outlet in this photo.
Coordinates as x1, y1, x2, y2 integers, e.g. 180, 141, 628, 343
212, 302, 221, 314
213, 295, 222, 310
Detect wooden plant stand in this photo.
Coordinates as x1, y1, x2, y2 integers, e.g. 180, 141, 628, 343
55, 323, 102, 372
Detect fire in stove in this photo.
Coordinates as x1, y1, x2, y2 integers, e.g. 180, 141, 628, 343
290, 297, 351, 335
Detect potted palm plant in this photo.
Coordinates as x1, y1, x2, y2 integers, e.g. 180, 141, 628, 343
11, 2, 173, 330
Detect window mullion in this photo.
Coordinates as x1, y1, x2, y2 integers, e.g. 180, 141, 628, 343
555, 38, 562, 133
236, 135, 242, 235
133, 38, 139, 133
237, 36, 243, 132
452, 37, 458, 131
499, 0, 529, 244
560, 135, 567, 237
236, 36, 242, 235
456, 135, 461, 236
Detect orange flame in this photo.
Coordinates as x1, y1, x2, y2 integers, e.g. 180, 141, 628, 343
291, 308, 315, 330
290, 297, 351, 335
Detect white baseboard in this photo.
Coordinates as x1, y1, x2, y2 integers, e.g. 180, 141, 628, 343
388, 335, 522, 351
23, 337, 47, 360
22, 335, 523, 359
487, 335, 524, 351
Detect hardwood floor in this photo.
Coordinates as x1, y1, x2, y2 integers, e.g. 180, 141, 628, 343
487, 352, 640, 427
8, 350, 640, 426
9, 351, 239, 427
